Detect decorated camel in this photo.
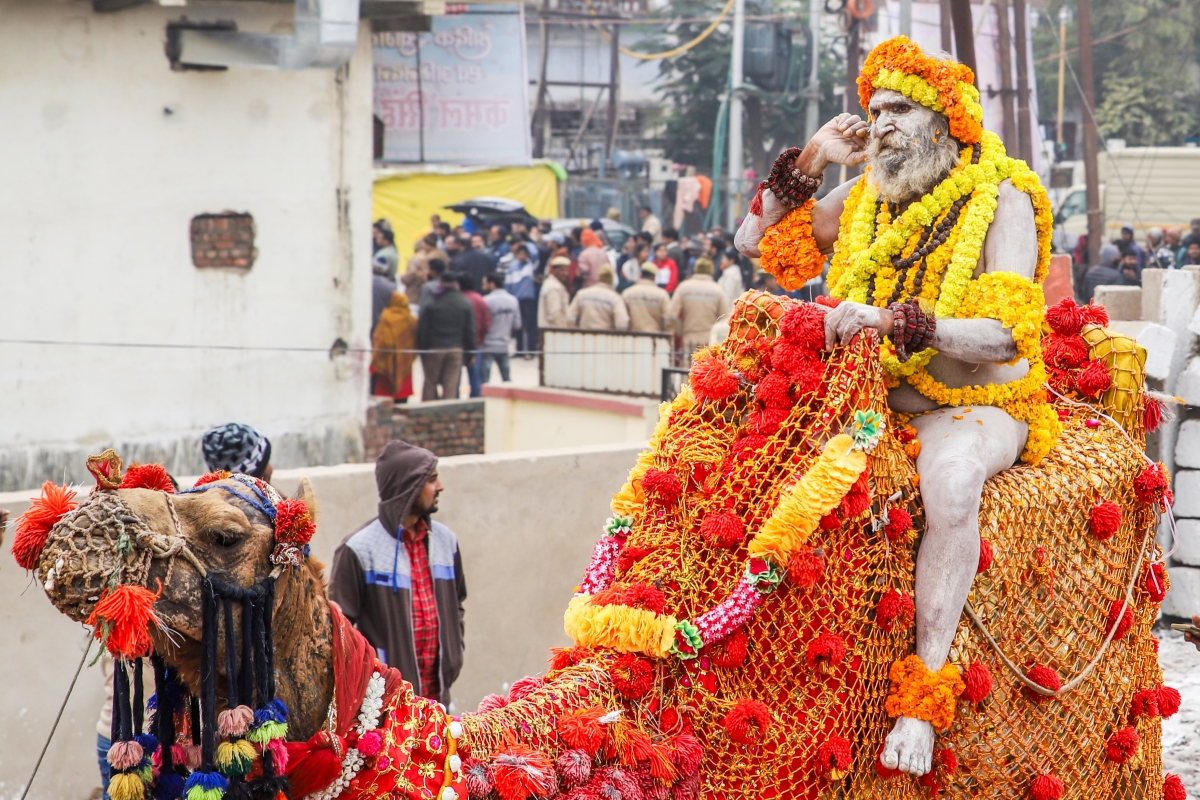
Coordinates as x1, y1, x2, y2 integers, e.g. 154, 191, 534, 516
14, 35, 1185, 800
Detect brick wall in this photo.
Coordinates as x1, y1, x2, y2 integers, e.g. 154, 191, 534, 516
190, 212, 257, 268
364, 397, 485, 461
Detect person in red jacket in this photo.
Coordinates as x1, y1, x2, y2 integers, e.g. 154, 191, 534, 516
651, 242, 679, 294
458, 273, 491, 398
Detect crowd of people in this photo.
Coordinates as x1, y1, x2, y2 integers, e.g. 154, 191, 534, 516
1075, 219, 1200, 303
369, 208, 817, 402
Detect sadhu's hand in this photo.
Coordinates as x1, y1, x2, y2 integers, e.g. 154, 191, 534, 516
823, 301, 895, 350
1186, 615, 1200, 651
799, 114, 871, 176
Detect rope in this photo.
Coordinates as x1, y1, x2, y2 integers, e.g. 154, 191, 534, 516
595, 0, 736, 61
18, 634, 93, 800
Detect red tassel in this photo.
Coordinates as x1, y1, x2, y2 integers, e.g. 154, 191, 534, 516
13, 482, 78, 570
119, 464, 175, 493
86, 581, 162, 658
284, 731, 348, 799
274, 499, 316, 544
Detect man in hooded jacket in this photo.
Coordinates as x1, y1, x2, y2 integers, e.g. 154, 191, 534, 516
329, 441, 467, 706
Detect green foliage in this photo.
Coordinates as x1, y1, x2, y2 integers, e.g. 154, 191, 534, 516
1034, 0, 1200, 147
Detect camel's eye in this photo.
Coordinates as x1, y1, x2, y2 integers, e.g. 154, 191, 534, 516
206, 529, 241, 548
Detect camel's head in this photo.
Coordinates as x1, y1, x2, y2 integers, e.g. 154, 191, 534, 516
31, 465, 317, 651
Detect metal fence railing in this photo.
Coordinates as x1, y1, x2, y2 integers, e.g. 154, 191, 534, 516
661, 367, 689, 403
539, 328, 673, 397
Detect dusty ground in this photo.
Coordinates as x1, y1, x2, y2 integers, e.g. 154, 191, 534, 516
1159, 624, 1200, 792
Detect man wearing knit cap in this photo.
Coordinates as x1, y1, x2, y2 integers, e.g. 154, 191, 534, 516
668, 256, 731, 357
566, 264, 630, 331
201, 423, 273, 482
622, 262, 672, 333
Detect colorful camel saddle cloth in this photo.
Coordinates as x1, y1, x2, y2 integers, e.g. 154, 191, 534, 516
451, 292, 1174, 800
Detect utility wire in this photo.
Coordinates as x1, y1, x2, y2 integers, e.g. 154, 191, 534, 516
1032, 0, 1200, 65
594, 0, 737, 60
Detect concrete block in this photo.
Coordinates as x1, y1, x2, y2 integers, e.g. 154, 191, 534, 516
1174, 470, 1200, 518
1121, 322, 1176, 382
1179, 358, 1200, 407
1094, 285, 1142, 321
1142, 268, 1164, 323
1178, 421, 1200, 470
1161, 564, 1200, 619
1173, 518, 1200, 567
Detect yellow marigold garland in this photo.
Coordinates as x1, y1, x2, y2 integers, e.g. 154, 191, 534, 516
858, 36, 984, 145
885, 655, 966, 731
747, 434, 867, 567
758, 199, 825, 290
563, 594, 678, 658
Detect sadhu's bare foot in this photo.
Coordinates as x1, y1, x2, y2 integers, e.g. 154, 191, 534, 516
881, 716, 934, 776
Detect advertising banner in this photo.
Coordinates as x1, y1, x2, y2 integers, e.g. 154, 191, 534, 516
373, 4, 531, 165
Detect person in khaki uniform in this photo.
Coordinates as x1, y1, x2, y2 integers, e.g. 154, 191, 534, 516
538, 256, 572, 329
567, 265, 630, 331
668, 256, 730, 357
621, 263, 672, 333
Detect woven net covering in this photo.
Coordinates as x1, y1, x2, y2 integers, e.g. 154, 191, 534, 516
460, 291, 1165, 800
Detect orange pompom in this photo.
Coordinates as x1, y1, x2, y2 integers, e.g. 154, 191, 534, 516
1105, 727, 1139, 764
274, 499, 315, 544
491, 745, 554, 800
977, 538, 994, 574
787, 547, 825, 589
86, 581, 162, 658
1029, 773, 1065, 800
557, 708, 607, 756
699, 512, 745, 549
722, 698, 770, 745
12, 482, 78, 570
689, 354, 739, 403
961, 661, 993, 703
1023, 666, 1061, 704
1089, 501, 1122, 540
119, 464, 175, 493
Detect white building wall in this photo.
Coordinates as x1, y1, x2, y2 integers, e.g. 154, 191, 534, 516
0, 0, 375, 490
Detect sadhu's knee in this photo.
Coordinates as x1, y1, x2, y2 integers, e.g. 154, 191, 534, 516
918, 452, 988, 524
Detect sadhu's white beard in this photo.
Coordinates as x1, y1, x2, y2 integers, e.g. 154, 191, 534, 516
867, 124, 961, 204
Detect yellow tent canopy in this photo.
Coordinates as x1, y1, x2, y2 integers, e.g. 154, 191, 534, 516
373, 163, 562, 257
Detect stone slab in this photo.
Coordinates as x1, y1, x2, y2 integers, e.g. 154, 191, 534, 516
1174, 470, 1200, 519
1104, 321, 1176, 382
1173, 518, 1200, 567
1161, 564, 1200, 619
1142, 268, 1164, 323
1177, 421, 1200, 470
1179, 357, 1200, 407
1094, 285, 1143, 321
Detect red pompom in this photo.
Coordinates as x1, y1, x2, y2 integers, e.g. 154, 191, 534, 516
819, 511, 843, 530
961, 661, 993, 703
1023, 666, 1061, 704
641, 469, 683, 507
1080, 303, 1110, 327
1159, 685, 1182, 719
193, 471, 230, 488
938, 748, 957, 772
699, 511, 746, 548
274, 499, 316, 545
875, 590, 914, 632
840, 488, 870, 520
12, 482, 79, 570
755, 371, 794, 409
86, 581, 162, 658
509, 675, 546, 702
592, 582, 667, 614
787, 546, 825, 589
1144, 562, 1168, 602
805, 633, 846, 670
610, 654, 655, 699
556, 750, 592, 790
730, 435, 767, 462
1041, 334, 1089, 370
815, 295, 842, 308
617, 544, 654, 575
464, 758, 495, 800
977, 538, 994, 574
722, 698, 770, 745
689, 354, 740, 403
709, 629, 749, 668
1164, 773, 1187, 800
1145, 397, 1168, 433
1134, 463, 1169, 505
1089, 501, 1122, 541
790, 358, 826, 397
813, 735, 851, 776
549, 646, 590, 672
777, 304, 827, 352
1106, 599, 1133, 640
1045, 298, 1086, 337
770, 339, 811, 379
1131, 688, 1159, 719
1105, 727, 1140, 764
477, 693, 508, 713
884, 507, 913, 541
667, 732, 702, 777
1029, 773, 1065, 800
750, 407, 791, 436
1076, 359, 1112, 399
492, 745, 555, 800
119, 464, 175, 493
558, 708, 607, 756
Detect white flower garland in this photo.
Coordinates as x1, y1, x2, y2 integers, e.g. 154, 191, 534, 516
308, 672, 386, 800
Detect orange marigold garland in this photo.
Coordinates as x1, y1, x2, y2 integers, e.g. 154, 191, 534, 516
12, 481, 78, 570
758, 200, 824, 291
722, 698, 770, 745
884, 655, 965, 730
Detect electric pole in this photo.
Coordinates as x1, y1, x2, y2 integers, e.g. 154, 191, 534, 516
1076, 0, 1102, 267
804, 0, 821, 141
1056, 4, 1068, 149
994, 0, 1017, 149
843, 17, 861, 179
900, 0, 912, 37
939, 0, 953, 53
727, 0, 746, 229
949, 0, 977, 75
1012, 0, 1033, 163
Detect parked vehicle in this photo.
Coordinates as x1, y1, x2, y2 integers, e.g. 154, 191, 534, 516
445, 196, 538, 231
548, 217, 637, 252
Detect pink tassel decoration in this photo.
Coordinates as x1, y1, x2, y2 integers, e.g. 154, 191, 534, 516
218, 705, 255, 738
107, 741, 145, 770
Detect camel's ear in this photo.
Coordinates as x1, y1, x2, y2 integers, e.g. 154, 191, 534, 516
291, 477, 319, 525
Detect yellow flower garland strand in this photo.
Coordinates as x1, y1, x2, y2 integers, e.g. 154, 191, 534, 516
563, 594, 678, 658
